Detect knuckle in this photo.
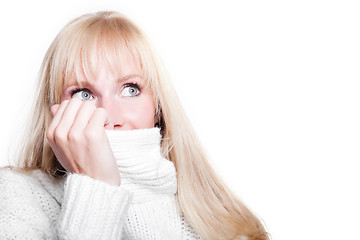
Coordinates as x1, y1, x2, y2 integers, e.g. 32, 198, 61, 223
68, 129, 81, 143
84, 128, 98, 141
54, 128, 67, 145
45, 129, 54, 142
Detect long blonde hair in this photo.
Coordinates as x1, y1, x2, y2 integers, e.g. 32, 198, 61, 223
18, 11, 269, 240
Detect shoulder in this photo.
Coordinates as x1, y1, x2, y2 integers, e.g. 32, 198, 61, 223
0, 167, 41, 182
0, 167, 64, 203
0, 167, 40, 192
0, 168, 65, 237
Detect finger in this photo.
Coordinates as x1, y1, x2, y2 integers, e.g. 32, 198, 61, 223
53, 98, 83, 155
55, 99, 83, 137
68, 101, 96, 142
83, 108, 109, 141
87, 108, 109, 130
47, 100, 70, 143
52, 99, 83, 173
46, 100, 81, 174
50, 104, 61, 116
68, 105, 105, 172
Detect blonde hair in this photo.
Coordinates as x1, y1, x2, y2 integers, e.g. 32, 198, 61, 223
18, 11, 269, 240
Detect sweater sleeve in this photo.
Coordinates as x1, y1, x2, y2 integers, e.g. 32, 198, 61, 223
58, 173, 133, 240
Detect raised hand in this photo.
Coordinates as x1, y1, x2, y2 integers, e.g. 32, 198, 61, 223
46, 99, 121, 186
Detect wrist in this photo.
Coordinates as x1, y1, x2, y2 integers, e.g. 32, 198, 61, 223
97, 172, 121, 186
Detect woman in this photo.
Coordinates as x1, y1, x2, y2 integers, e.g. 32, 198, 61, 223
0, 11, 269, 239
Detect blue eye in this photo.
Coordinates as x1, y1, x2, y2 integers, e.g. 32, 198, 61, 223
121, 84, 140, 97
72, 89, 93, 100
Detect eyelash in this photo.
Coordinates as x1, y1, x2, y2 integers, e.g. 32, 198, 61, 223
70, 88, 90, 96
124, 83, 142, 93
69, 83, 142, 97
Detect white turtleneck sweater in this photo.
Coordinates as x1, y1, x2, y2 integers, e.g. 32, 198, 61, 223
0, 128, 200, 240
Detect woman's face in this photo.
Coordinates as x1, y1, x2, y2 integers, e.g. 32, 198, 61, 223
61, 48, 157, 130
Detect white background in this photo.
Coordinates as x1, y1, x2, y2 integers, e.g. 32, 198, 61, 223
0, 1, 359, 239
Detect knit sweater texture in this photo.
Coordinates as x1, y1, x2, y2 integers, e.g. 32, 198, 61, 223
0, 128, 200, 240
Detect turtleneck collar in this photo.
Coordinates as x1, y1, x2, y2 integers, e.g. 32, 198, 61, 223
105, 128, 177, 203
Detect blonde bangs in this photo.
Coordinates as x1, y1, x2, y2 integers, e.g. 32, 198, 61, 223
49, 12, 157, 107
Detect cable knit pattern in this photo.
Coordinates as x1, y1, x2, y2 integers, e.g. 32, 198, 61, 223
0, 128, 200, 240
